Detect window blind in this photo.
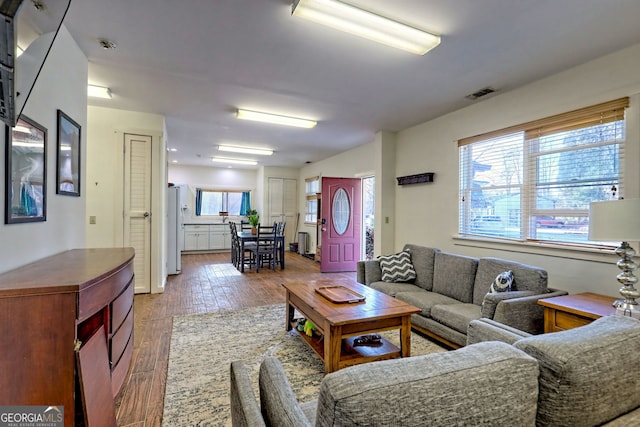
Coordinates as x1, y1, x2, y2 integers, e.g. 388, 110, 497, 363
459, 97, 628, 245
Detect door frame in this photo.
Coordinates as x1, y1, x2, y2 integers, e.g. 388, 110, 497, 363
320, 177, 362, 272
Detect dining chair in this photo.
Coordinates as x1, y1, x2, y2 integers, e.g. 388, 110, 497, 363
275, 221, 286, 267
247, 223, 277, 272
233, 222, 255, 271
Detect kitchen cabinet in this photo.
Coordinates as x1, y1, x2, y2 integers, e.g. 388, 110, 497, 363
209, 224, 231, 250
184, 225, 210, 250
184, 224, 232, 251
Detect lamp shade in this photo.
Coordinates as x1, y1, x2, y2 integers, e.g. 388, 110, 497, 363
589, 199, 640, 242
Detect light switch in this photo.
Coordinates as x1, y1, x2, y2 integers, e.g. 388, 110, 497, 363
89, 216, 96, 224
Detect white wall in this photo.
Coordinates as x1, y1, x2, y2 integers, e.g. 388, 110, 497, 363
168, 164, 257, 223
299, 142, 385, 253
85, 106, 165, 292
394, 42, 640, 296
0, 26, 87, 273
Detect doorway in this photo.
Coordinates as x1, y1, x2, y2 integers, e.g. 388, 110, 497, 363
320, 177, 362, 272
362, 176, 375, 260
123, 133, 152, 293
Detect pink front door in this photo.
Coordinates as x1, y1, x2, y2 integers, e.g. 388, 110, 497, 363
320, 177, 361, 272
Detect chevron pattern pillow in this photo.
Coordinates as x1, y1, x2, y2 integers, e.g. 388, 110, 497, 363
379, 250, 416, 283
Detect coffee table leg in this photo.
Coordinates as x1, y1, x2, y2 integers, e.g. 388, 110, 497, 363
400, 315, 411, 357
285, 293, 294, 331
324, 324, 341, 373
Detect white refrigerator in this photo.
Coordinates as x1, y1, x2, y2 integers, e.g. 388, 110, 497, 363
167, 186, 184, 275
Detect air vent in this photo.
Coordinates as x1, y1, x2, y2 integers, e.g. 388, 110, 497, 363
98, 39, 117, 50
466, 87, 496, 100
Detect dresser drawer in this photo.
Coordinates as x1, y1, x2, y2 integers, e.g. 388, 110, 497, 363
111, 332, 133, 398
110, 307, 133, 365
553, 310, 592, 331
111, 278, 134, 332
79, 262, 134, 322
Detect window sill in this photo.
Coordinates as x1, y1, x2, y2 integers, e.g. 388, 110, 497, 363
452, 235, 624, 264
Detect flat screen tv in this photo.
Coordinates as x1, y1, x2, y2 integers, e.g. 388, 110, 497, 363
0, 0, 71, 127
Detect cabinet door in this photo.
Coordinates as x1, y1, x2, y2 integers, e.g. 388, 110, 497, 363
184, 232, 199, 250
196, 233, 210, 250
209, 231, 225, 249
224, 233, 232, 249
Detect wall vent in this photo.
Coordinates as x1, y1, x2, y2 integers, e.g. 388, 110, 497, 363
466, 87, 496, 100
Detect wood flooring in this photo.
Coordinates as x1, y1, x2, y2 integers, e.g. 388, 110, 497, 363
114, 251, 358, 426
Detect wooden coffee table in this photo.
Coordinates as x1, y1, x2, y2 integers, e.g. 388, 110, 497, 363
283, 281, 421, 373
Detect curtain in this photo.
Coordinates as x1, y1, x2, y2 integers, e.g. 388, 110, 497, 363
240, 191, 250, 215
195, 188, 202, 216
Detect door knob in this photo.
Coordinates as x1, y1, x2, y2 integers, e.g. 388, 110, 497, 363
143, 212, 150, 218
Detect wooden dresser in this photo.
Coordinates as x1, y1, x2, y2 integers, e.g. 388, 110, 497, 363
538, 292, 617, 333
0, 248, 135, 426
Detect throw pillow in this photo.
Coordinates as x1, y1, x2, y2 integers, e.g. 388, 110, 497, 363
490, 270, 514, 293
379, 250, 416, 283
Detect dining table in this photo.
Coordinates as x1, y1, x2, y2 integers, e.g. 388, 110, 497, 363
237, 231, 285, 272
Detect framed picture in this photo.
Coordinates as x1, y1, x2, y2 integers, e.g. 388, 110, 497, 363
56, 110, 81, 196
5, 115, 47, 223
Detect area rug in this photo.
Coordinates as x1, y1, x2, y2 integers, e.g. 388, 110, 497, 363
162, 303, 446, 426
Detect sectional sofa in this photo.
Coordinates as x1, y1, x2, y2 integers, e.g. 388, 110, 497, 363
230, 315, 640, 426
356, 244, 567, 347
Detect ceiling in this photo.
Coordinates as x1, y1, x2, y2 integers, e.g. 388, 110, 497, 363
61, 0, 640, 169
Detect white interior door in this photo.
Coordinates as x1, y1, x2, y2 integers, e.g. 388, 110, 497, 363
124, 134, 152, 294
268, 177, 297, 244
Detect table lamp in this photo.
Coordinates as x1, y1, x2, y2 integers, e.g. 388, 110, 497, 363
589, 199, 640, 319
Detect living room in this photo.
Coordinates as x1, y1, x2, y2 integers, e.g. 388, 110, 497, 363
2, 1, 640, 426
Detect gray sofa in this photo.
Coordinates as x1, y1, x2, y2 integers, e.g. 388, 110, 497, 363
230, 315, 640, 426
356, 244, 567, 347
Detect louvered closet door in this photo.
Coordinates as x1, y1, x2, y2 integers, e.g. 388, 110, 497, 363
268, 178, 297, 246
124, 133, 152, 293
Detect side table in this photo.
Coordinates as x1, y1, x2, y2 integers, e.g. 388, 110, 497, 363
537, 292, 617, 333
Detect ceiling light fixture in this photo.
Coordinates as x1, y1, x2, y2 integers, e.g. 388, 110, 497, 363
218, 145, 273, 156
211, 157, 258, 166
236, 109, 317, 128
291, 0, 441, 55
88, 84, 112, 99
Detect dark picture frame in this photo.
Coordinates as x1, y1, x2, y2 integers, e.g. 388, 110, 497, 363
56, 110, 81, 196
5, 115, 47, 223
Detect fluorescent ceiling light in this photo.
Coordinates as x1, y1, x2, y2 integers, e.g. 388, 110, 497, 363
88, 84, 112, 99
211, 157, 258, 166
292, 0, 441, 55
218, 145, 273, 156
236, 109, 317, 128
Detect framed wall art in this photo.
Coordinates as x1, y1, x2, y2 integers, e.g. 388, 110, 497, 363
5, 115, 47, 223
56, 109, 81, 196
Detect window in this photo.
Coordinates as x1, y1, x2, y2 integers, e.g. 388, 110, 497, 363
305, 176, 320, 223
196, 190, 245, 216
459, 98, 628, 245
